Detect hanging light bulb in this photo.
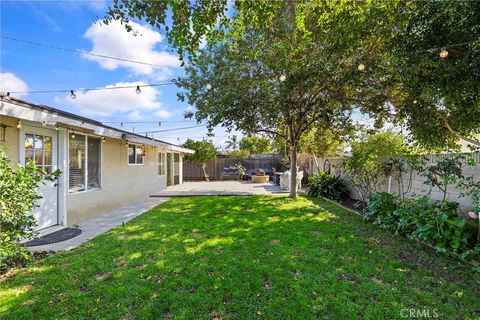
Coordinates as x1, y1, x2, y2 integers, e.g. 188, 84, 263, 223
120, 122, 124, 128
42, 121, 47, 126
358, 63, 365, 71
439, 48, 448, 58
70, 90, 77, 99
4, 92, 11, 100
158, 122, 161, 127
413, 100, 418, 104
206, 83, 212, 90
55, 126, 59, 131
125, 141, 128, 147
135, 85, 141, 95
102, 137, 106, 143
71, 131, 75, 139
16, 120, 21, 129
279, 74, 287, 82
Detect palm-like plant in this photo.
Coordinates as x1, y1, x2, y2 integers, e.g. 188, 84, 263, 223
225, 135, 239, 151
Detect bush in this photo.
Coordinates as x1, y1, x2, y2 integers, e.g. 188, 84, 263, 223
364, 192, 479, 261
307, 172, 347, 200
0, 148, 59, 273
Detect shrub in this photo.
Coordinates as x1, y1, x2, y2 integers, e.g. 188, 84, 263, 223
364, 192, 479, 261
307, 172, 347, 200
0, 148, 59, 273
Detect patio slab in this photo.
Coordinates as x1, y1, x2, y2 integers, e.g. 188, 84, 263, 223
29, 197, 168, 252
150, 181, 289, 197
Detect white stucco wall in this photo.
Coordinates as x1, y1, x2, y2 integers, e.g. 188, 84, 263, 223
66, 138, 169, 225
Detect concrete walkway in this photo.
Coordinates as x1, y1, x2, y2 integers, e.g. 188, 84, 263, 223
29, 197, 168, 252
150, 181, 289, 197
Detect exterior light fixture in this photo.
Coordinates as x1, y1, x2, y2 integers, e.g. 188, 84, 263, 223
358, 63, 365, 71
55, 126, 59, 131
102, 137, 106, 143
206, 83, 212, 90
42, 121, 47, 126
5, 92, 11, 100
70, 90, 77, 99
135, 86, 141, 95
120, 122, 124, 128
279, 74, 287, 82
71, 132, 76, 139
16, 120, 21, 129
439, 48, 448, 58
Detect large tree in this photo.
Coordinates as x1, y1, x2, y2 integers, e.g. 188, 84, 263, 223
182, 139, 217, 181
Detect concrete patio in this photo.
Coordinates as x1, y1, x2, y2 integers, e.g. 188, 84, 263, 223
29, 197, 168, 252
150, 181, 288, 197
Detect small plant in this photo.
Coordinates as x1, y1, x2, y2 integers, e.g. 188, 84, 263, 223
307, 171, 347, 200
0, 148, 60, 272
230, 163, 246, 180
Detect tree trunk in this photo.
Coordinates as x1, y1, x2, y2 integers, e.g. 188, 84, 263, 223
201, 163, 209, 181
289, 143, 298, 198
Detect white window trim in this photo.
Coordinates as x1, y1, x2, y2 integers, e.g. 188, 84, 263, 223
68, 132, 102, 194
157, 152, 166, 176
127, 144, 145, 166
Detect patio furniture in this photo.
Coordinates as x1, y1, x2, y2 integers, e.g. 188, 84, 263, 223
279, 170, 304, 191
220, 167, 239, 180
251, 168, 269, 183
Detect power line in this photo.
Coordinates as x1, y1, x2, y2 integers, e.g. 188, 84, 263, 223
138, 124, 207, 134
1, 35, 173, 68
5, 82, 175, 94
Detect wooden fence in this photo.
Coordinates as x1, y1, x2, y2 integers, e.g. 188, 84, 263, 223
183, 155, 282, 181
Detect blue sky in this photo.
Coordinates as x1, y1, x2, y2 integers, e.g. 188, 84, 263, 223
0, 0, 234, 147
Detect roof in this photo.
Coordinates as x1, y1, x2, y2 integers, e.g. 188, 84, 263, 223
0, 95, 194, 154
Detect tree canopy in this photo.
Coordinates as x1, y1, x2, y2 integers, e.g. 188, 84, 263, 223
182, 139, 217, 181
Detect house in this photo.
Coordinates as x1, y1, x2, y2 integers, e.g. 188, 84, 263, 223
0, 95, 194, 230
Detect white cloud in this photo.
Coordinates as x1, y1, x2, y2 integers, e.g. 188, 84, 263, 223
154, 109, 172, 118
83, 21, 180, 75
127, 110, 144, 121
56, 81, 171, 118
0, 72, 28, 98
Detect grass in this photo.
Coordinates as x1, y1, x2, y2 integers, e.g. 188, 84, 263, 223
1, 196, 479, 320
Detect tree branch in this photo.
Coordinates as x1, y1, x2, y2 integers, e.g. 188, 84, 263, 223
439, 113, 480, 148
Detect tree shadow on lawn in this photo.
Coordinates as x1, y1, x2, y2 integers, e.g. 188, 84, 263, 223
1, 196, 479, 320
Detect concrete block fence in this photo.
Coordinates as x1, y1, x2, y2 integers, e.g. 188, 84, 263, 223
312, 153, 480, 210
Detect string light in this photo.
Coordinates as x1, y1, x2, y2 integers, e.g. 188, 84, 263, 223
279, 74, 286, 82
206, 83, 212, 90
120, 122, 124, 128
102, 137, 106, 143
16, 120, 21, 129
413, 100, 418, 104
439, 48, 448, 58
70, 90, 76, 99
358, 63, 365, 71
71, 131, 75, 139
158, 122, 162, 127
4, 92, 11, 100
42, 121, 46, 126
135, 86, 141, 95
55, 126, 59, 130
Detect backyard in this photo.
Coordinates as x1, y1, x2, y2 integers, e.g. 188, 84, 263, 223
1, 196, 479, 320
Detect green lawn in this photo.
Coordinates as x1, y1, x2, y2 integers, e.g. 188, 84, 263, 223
1, 196, 479, 319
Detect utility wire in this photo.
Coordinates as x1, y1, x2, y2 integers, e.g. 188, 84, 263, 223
138, 124, 207, 134
1, 35, 172, 68
6, 82, 175, 94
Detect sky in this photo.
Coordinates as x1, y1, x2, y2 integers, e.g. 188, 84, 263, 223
0, 0, 235, 147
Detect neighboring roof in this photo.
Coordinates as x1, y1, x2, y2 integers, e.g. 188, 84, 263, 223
0, 95, 194, 154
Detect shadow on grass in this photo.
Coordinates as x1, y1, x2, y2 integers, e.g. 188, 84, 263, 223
1, 196, 479, 320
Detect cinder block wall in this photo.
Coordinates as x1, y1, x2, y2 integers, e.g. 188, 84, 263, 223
312, 153, 480, 209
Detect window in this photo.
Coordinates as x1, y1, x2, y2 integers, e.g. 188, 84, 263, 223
128, 144, 144, 165
69, 134, 101, 193
24, 133, 52, 173
157, 152, 166, 175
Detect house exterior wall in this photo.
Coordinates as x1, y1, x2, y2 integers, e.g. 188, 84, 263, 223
0, 115, 20, 164
67, 138, 168, 225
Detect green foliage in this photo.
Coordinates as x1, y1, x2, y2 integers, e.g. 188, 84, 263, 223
342, 131, 410, 200
225, 149, 250, 158
182, 139, 217, 181
225, 135, 239, 151
364, 192, 479, 261
239, 135, 272, 155
229, 162, 246, 179
307, 172, 347, 200
0, 148, 60, 273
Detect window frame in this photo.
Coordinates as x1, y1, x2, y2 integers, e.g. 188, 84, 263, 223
68, 132, 102, 194
127, 144, 145, 165
157, 152, 166, 176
